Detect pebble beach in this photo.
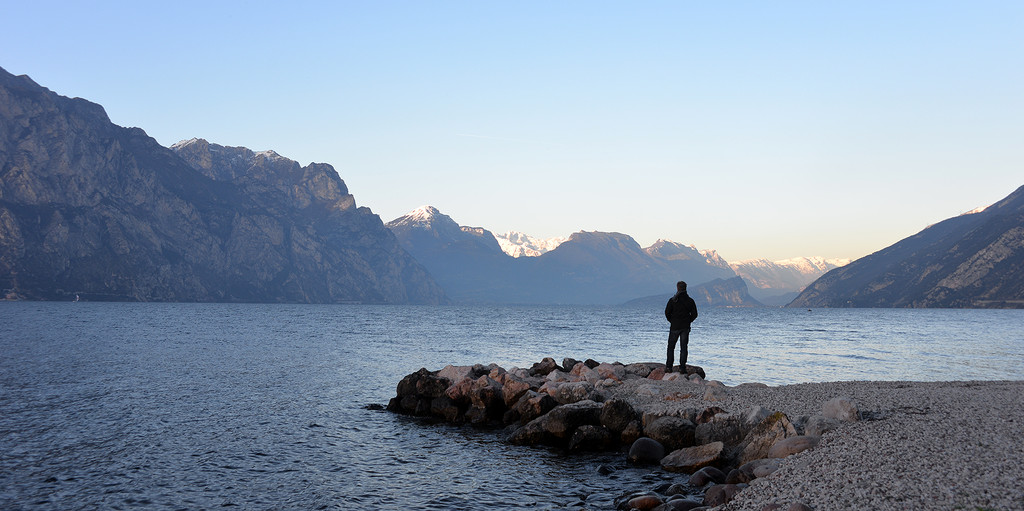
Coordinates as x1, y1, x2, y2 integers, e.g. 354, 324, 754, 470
617, 379, 1024, 510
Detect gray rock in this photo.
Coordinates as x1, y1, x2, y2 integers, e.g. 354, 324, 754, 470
621, 420, 643, 446
738, 412, 798, 465
551, 380, 596, 404
600, 398, 638, 434
694, 413, 744, 446
645, 416, 697, 451
568, 425, 614, 451
743, 405, 772, 427
628, 437, 666, 465
804, 414, 842, 436
767, 435, 820, 458
437, 365, 474, 384
703, 386, 729, 402
538, 400, 603, 440
703, 483, 742, 507
822, 396, 860, 421
661, 441, 725, 473
689, 466, 727, 486
511, 390, 557, 425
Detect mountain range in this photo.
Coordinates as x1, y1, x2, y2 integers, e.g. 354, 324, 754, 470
0, 67, 446, 303
789, 184, 1024, 308
6, 66, 1016, 308
386, 206, 772, 305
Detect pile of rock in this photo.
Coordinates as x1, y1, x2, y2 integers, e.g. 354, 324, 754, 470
387, 358, 861, 509
386, 357, 703, 438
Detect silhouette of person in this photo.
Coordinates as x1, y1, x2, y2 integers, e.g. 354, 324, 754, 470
665, 280, 698, 373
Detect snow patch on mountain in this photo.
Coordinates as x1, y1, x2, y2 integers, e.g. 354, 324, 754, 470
494, 231, 567, 257
730, 257, 851, 291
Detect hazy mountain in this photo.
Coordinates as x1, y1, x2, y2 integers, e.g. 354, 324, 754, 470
494, 231, 566, 257
0, 67, 446, 303
387, 207, 736, 304
731, 257, 850, 306
622, 276, 763, 308
385, 206, 516, 302
789, 184, 1024, 308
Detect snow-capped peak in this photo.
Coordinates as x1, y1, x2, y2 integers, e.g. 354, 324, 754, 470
494, 231, 567, 257
407, 205, 441, 222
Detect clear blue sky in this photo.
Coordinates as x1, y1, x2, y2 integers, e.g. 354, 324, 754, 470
3, 1, 1021, 261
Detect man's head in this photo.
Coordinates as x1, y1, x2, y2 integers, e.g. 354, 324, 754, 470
676, 281, 687, 292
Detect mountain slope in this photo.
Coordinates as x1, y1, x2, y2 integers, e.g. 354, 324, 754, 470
788, 185, 1024, 308
0, 67, 446, 303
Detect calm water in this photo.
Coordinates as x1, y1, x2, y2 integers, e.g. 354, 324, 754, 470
2, 303, 1023, 510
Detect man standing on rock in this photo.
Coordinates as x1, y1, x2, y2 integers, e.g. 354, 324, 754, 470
665, 281, 698, 372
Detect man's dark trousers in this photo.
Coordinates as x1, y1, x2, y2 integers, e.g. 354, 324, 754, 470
667, 327, 690, 372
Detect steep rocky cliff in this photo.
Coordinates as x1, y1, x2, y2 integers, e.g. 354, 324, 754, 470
789, 184, 1024, 308
0, 67, 446, 303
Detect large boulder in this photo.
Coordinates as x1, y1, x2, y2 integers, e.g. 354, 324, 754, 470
467, 376, 505, 424
737, 412, 798, 465
437, 364, 474, 383
694, 413, 744, 446
661, 441, 726, 473
570, 362, 602, 383
627, 437, 666, 465
445, 377, 476, 407
567, 425, 614, 452
623, 362, 660, 378
595, 363, 626, 382
429, 396, 462, 423
509, 391, 557, 425
549, 381, 596, 404
499, 375, 533, 407
644, 416, 696, 452
511, 400, 602, 446
600, 398, 638, 435
529, 357, 559, 376
542, 400, 603, 439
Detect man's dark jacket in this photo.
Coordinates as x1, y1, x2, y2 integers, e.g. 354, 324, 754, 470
665, 291, 698, 330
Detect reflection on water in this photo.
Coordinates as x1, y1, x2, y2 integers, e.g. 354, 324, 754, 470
1, 303, 1022, 510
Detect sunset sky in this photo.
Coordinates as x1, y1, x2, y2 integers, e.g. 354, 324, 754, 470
3, 1, 1021, 261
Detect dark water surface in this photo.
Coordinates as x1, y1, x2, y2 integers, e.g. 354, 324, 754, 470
2, 303, 1022, 510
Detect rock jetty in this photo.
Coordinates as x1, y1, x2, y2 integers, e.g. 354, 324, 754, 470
388, 362, 1024, 510
388, 358, 834, 509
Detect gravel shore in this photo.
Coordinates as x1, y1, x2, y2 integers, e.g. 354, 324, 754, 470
613, 379, 1024, 511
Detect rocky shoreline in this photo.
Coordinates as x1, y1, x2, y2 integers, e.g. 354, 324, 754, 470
387, 358, 1024, 510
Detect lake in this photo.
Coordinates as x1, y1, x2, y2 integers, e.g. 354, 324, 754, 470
2, 303, 1022, 510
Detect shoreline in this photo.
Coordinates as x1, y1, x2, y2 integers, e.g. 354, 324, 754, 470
388, 361, 1023, 510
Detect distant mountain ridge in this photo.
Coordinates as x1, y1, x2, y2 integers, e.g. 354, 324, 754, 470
731, 257, 850, 306
386, 206, 738, 304
789, 184, 1024, 308
0, 67, 446, 303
